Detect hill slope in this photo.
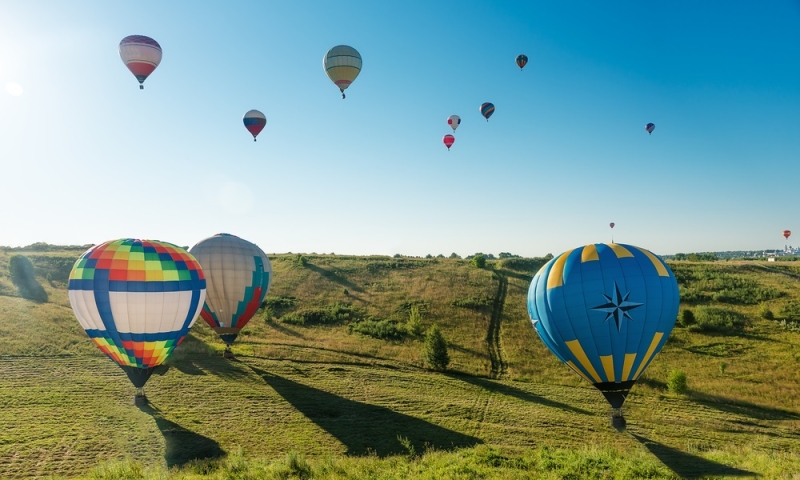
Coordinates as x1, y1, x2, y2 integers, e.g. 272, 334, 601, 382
0, 249, 799, 478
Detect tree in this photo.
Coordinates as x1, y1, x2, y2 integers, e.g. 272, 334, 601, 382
423, 324, 450, 371
449, 253, 460, 259
471, 254, 486, 268
406, 305, 424, 336
8, 255, 47, 302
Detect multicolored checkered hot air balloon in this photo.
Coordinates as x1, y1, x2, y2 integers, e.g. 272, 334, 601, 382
516, 54, 528, 71
118, 35, 162, 90
527, 243, 679, 428
189, 234, 272, 358
68, 239, 206, 404
243, 109, 267, 142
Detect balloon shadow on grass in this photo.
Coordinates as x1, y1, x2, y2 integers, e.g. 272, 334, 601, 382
305, 263, 365, 294
249, 366, 482, 456
445, 372, 593, 416
138, 403, 225, 469
631, 433, 754, 479
689, 391, 800, 421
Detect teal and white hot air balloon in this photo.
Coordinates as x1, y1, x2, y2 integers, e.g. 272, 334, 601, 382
189, 234, 272, 358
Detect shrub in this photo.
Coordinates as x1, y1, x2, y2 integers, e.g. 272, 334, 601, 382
8, 255, 47, 302
667, 370, 687, 394
423, 324, 450, 371
451, 296, 493, 310
678, 309, 696, 327
778, 301, 800, 322
281, 303, 359, 326
471, 254, 486, 268
689, 306, 748, 334
348, 318, 405, 340
759, 304, 774, 320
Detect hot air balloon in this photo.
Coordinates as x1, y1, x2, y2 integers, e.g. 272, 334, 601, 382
527, 243, 679, 428
119, 35, 162, 90
443, 134, 455, 151
783, 230, 791, 240
609, 223, 615, 242
645, 123, 655, 135
480, 103, 495, 122
323, 45, 362, 99
189, 234, 272, 358
609, 223, 615, 229
447, 115, 461, 132
243, 110, 267, 142
516, 54, 528, 71
68, 239, 206, 404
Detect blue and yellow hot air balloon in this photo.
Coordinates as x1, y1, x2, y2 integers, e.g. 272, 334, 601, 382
527, 243, 679, 426
68, 239, 206, 404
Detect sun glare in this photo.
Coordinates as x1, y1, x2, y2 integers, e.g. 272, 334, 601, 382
5, 82, 23, 96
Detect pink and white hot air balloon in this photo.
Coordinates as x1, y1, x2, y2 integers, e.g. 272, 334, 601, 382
119, 35, 162, 90
443, 134, 455, 151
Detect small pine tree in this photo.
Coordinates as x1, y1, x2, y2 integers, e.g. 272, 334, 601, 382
406, 305, 424, 336
423, 324, 450, 371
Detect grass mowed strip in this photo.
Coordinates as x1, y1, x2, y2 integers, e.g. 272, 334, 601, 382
2, 351, 799, 478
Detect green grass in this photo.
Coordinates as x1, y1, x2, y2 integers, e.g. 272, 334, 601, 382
1, 251, 800, 478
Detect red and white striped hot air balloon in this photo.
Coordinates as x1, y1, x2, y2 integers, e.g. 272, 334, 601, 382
443, 134, 455, 151
119, 35, 162, 90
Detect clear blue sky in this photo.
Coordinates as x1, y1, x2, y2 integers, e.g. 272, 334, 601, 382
2, 1, 799, 257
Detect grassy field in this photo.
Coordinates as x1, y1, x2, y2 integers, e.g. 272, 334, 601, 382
1, 248, 799, 478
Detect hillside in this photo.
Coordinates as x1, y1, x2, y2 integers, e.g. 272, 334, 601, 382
0, 248, 799, 478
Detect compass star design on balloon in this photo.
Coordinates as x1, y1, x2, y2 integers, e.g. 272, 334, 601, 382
592, 282, 643, 331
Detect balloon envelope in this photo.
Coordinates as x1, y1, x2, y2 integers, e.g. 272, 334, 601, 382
609, 223, 615, 229
189, 234, 272, 347
527, 243, 679, 409
516, 54, 528, 70
323, 45, 362, 98
645, 123, 655, 134
784, 230, 791, 240
447, 115, 461, 132
480, 103, 495, 121
119, 35, 162, 89
243, 110, 267, 141
68, 239, 206, 388
443, 134, 455, 150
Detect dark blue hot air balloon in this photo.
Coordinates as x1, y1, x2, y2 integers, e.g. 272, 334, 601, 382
527, 243, 679, 427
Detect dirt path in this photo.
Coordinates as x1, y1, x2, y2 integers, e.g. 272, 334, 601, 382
487, 271, 508, 378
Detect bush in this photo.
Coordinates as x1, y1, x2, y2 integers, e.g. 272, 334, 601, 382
778, 301, 800, 322
423, 324, 450, 371
348, 319, 405, 340
678, 309, 696, 327
8, 255, 48, 302
667, 370, 687, 394
496, 257, 550, 273
471, 254, 486, 268
281, 303, 359, 326
759, 304, 774, 320
451, 296, 493, 310
689, 306, 748, 334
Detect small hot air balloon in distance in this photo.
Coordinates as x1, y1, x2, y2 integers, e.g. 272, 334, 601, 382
528, 243, 679, 429
189, 234, 272, 358
645, 123, 655, 135
447, 115, 461, 132
443, 134, 455, 151
324, 45, 362, 99
68, 239, 206, 405
783, 230, 791, 240
119, 35, 162, 90
480, 103, 495, 122
516, 54, 528, 71
609, 222, 615, 242
243, 110, 267, 142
